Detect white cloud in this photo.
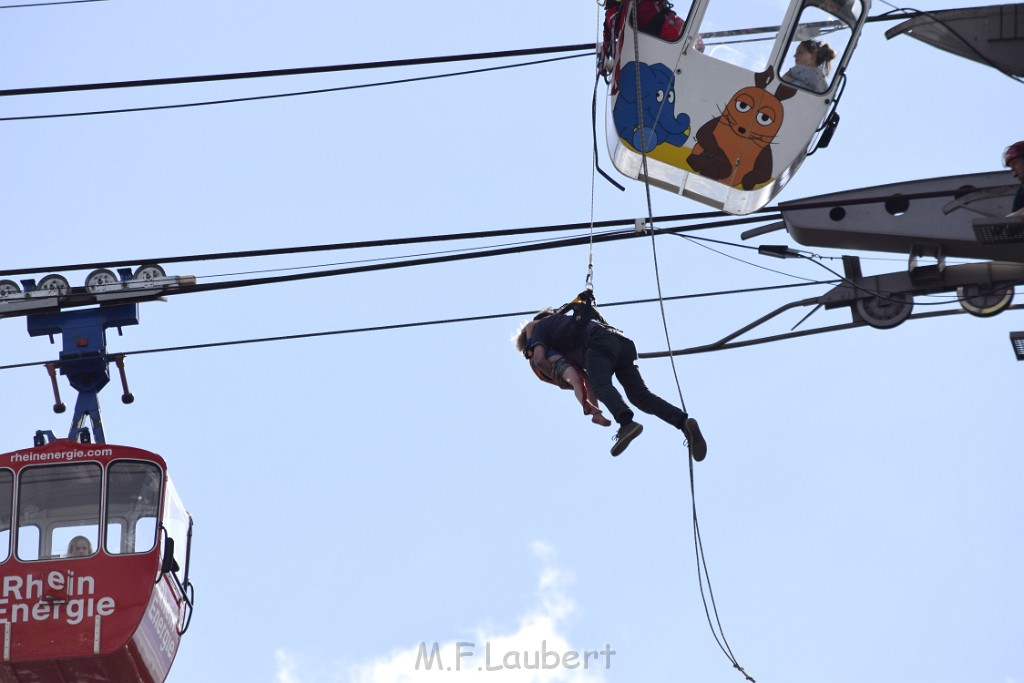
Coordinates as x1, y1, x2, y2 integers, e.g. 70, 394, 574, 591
276, 544, 607, 683
274, 650, 302, 683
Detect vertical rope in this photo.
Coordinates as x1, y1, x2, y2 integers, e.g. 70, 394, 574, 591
624, 6, 753, 680
627, 0, 687, 413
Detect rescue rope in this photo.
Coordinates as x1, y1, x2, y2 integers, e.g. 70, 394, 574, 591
625, 0, 687, 413
590, 0, 625, 294
622, 4, 754, 679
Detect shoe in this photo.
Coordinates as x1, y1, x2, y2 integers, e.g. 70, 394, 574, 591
610, 421, 643, 457
683, 417, 707, 462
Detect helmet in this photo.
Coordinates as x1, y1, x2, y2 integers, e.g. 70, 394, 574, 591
1003, 141, 1024, 167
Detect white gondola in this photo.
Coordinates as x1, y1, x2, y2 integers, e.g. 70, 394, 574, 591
604, 0, 870, 214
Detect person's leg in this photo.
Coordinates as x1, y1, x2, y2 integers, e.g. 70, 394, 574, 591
585, 332, 643, 456
613, 337, 687, 428
614, 336, 708, 461
584, 334, 633, 426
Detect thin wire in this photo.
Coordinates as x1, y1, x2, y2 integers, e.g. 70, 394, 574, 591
0, 183, 982, 278
0, 211, 779, 277
0, 44, 595, 97
0, 0, 106, 7
0, 54, 589, 122
667, 233, 826, 283
0, 230, 647, 313
0, 220, 798, 320
671, 232, 990, 302
197, 229, 623, 280
0, 280, 836, 372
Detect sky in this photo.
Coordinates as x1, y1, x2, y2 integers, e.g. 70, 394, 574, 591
1, 1, 1022, 683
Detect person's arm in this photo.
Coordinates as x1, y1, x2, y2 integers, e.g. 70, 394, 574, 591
572, 368, 611, 426
530, 344, 557, 382
555, 360, 612, 425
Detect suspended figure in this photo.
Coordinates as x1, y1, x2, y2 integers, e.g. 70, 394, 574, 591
514, 292, 707, 460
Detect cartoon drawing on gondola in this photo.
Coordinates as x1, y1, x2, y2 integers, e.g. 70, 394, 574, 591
612, 61, 692, 153
688, 66, 796, 190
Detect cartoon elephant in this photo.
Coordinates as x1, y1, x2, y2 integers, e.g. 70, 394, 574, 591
613, 61, 691, 152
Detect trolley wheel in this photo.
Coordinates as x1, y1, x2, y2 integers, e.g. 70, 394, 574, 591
855, 292, 913, 329
0, 279, 21, 300
37, 274, 71, 297
85, 268, 119, 293
133, 263, 166, 283
957, 283, 1014, 318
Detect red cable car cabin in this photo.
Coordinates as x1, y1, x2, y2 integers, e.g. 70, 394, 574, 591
0, 439, 194, 683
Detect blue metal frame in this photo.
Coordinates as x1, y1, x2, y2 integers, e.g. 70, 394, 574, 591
27, 304, 139, 444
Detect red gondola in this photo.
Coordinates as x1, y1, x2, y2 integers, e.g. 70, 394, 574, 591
0, 291, 194, 683
0, 439, 193, 683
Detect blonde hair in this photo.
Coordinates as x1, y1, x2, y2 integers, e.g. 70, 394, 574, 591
512, 308, 556, 353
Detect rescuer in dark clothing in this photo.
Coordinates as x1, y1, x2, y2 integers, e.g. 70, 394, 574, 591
515, 304, 706, 460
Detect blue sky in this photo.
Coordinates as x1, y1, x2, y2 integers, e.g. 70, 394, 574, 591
1, 1, 1022, 682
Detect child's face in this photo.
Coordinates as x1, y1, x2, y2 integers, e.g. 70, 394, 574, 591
794, 45, 814, 66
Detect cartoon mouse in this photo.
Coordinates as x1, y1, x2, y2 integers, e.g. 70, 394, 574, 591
687, 67, 796, 190
613, 61, 691, 152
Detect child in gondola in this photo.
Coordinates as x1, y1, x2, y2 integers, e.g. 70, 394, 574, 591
67, 535, 93, 557
783, 39, 836, 92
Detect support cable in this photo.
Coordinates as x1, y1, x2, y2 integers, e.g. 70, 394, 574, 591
0, 212, 779, 278
0, 280, 836, 372
0, 0, 106, 7
0, 44, 596, 98
1, 54, 590, 122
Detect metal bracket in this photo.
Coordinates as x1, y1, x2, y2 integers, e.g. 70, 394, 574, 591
27, 304, 139, 445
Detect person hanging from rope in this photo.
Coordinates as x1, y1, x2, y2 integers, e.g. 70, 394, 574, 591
514, 291, 706, 459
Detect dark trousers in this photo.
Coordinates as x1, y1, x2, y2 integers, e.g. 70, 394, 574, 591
583, 329, 687, 428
